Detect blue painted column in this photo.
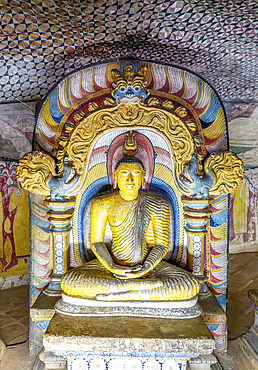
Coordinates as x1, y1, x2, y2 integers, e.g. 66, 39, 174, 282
182, 197, 213, 283
43, 200, 76, 296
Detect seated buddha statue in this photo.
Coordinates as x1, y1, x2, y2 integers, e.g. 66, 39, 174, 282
61, 134, 200, 302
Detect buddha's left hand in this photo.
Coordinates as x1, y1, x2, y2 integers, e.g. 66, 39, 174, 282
124, 261, 152, 278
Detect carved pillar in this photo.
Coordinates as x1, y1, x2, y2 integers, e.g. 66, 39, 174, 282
16, 151, 81, 296
43, 200, 76, 296
182, 197, 213, 283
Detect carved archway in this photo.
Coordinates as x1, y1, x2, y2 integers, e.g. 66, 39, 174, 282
61, 103, 196, 197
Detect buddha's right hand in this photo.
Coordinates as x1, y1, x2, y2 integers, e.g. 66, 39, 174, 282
92, 242, 132, 276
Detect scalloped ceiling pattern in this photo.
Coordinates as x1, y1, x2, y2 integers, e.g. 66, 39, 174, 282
0, 0, 258, 102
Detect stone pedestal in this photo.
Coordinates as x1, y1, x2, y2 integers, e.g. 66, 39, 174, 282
198, 290, 226, 327
41, 311, 216, 370
30, 292, 60, 353
32, 288, 225, 367
189, 354, 218, 370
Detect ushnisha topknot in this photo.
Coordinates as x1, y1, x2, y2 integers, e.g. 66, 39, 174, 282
115, 132, 144, 170
123, 131, 138, 156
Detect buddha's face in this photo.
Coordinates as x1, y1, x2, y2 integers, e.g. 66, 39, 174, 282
115, 163, 145, 199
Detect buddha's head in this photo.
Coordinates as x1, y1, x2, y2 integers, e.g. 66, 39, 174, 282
114, 132, 145, 200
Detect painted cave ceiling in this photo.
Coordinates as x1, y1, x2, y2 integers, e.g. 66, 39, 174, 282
0, 0, 258, 103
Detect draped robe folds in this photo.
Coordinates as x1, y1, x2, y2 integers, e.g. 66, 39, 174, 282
109, 191, 170, 266
61, 191, 200, 301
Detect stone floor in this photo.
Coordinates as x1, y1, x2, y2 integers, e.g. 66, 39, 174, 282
217, 338, 258, 370
1, 342, 37, 370
0, 285, 29, 347
0, 253, 258, 369
227, 252, 258, 340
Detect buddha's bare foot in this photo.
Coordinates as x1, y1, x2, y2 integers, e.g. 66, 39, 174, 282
96, 289, 152, 301
113, 273, 131, 279
96, 292, 127, 301
96, 291, 137, 300
96, 280, 163, 301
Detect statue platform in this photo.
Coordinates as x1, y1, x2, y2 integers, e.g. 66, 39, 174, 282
32, 288, 226, 368
55, 293, 202, 319
38, 306, 217, 370
31, 287, 226, 355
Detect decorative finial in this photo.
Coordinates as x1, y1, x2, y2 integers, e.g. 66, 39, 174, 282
123, 131, 138, 156
123, 64, 135, 82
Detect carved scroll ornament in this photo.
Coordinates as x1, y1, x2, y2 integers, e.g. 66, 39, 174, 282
16, 152, 56, 198
16, 152, 80, 200
206, 151, 244, 196
16, 103, 196, 199
180, 151, 244, 199
64, 103, 195, 181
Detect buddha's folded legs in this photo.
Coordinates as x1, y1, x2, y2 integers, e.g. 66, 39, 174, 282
61, 259, 200, 301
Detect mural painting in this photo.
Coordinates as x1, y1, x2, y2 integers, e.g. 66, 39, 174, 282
0, 160, 30, 277
229, 179, 258, 253
227, 105, 258, 253
0, 102, 34, 281
0, 101, 36, 159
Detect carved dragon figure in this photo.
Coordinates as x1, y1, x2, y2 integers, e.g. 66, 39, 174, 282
111, 64, 148, 104
16, 152, 79, 201
180, 151, 244, 199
